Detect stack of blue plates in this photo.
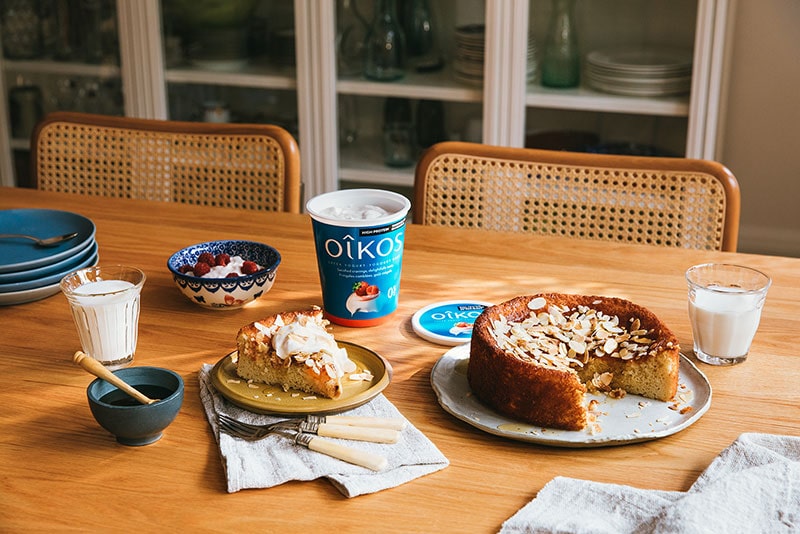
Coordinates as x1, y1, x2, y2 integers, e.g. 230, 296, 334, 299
0, 209, 98, 306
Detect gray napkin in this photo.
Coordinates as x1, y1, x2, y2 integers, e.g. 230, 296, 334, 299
199, 363, 449, 497
501, 432, 800, 534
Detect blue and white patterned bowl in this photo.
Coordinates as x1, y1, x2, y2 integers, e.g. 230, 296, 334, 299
167, 240, 280, 310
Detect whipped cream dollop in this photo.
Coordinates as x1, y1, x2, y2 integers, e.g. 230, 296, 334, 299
203, 255, 260, 278
257, 314, 356, 376
320, 204, 389, 221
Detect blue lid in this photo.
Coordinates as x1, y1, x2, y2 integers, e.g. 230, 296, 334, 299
411, 300, 492, 345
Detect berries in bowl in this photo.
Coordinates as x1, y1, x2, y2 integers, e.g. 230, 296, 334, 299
167, 240, 280, 310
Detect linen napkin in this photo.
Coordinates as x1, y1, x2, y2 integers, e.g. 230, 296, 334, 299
198, 363, 449, 497
500, 432, 800, 534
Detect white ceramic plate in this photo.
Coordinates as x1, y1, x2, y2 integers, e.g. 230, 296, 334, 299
431, 344, 712, 448
586, 47, 693, 71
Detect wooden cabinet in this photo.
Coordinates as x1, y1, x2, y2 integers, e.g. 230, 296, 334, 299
0, 0, 734, 202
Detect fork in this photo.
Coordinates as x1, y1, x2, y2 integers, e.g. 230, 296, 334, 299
217, 414, 388, 471
217, 413, 400, 443
0, 232, 79, 247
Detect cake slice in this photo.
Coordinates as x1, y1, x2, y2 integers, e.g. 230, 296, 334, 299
234, 306, 356, 399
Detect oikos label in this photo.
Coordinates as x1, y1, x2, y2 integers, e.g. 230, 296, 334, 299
311, 218, 406, 326
411, 301, 491, 345
322, 224, 404, 262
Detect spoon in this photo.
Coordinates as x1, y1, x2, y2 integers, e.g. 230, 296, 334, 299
0, 232, 79, 247
73, 351, 158, 405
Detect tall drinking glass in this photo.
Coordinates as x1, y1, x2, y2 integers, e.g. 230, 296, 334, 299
61, 265, 145, 370
686, 263, 770, 366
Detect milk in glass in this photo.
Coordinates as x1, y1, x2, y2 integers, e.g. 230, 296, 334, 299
61, 266, 145, 370
689, 287, 763, 359
686, 264, 770, 366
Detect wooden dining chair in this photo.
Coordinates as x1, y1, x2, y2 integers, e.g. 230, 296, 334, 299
30, 111, 302, 213
414, 141, 740, 252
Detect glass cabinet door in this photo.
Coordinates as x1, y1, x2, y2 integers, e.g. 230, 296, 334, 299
160, 0, 298, 139
524, 0, 699, 158
335, 0, 486, 195
0, 0, 122, 186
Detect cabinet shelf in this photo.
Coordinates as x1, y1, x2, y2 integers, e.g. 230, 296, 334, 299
337, 66, 482, 103
2, 59, 120, 79
525, 84, 690, 117
165, 63, 296, 90
339, 138, 415, 187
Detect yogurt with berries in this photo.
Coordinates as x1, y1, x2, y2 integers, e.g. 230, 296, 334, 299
205, 256, 261, 278
180, 252, 262, 278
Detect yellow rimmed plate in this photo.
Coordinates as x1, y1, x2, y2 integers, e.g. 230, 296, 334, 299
210, 340, 391, 415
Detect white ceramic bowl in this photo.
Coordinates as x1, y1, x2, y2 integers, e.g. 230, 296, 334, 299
167, 240, 280, 310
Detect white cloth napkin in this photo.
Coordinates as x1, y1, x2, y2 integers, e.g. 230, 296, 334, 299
501, 432, 800, 534
199, 363, 449, 497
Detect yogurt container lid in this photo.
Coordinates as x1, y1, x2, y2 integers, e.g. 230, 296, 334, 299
411, 300, 493, 346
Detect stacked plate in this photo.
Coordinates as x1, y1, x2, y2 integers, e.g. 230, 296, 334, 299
0, 209, 98, 306
454, 25, 537, 86
453, 24, 486, 86
585, 46, 693, 97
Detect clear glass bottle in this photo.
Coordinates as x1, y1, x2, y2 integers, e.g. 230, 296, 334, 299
9, 78, 43, 139
336, 0, 369, 76
541, 0, 579, 88
364, 0, 405, 81
416, 99, 446, 149
403, 0, 442, 72
383, 97, 414, 167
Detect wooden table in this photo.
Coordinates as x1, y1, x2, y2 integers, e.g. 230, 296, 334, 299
2, 188, 799, 532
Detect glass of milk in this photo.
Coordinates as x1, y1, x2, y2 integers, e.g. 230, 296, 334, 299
306, 189, 411, 327
686, 263, 771, 366
61, 265, 146, 370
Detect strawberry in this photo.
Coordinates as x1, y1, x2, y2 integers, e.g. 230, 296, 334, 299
366, 284, 379, 295
192, 261, 211, 277
241, 261, 260, 275
197, 252, 215, 265
225, 272, 239, 278
178, 264, 193, 274
215, 253, 231, 266
353, 281, 368, 296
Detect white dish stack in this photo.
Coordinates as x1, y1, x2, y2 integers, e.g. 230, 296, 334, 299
454, 25, 537, 86
585, 46, 693, 97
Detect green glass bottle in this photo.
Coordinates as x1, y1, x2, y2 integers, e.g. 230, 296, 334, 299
541, 0, 579, 88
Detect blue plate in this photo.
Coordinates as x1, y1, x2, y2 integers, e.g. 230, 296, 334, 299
0, 239, 97, 283
0, 209, 96, 273
0, 253, 99, 305
0, 242, 98, 292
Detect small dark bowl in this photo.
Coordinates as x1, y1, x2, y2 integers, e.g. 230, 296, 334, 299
167, 240, 281, 310
87, 367, 184, 446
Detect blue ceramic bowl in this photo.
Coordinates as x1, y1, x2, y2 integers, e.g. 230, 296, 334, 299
167, 240, 280, 310
87, 367, 184, 446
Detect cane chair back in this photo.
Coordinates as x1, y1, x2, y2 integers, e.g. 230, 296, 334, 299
414, 141, 740, 252
31, 112, 302, 213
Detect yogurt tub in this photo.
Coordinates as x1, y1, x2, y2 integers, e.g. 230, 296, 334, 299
306, 189, 411, 327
